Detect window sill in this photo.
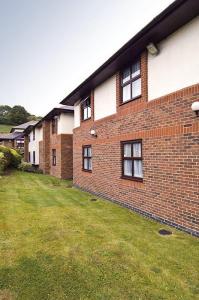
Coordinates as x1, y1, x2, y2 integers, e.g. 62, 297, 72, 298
121, 176, 143, 182
119, 95, 142, 106
82, 169, 92, 173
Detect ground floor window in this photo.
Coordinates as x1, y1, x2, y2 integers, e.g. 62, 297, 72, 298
82, 145, 92, 171
52, 149, 56, 166
28, 152, 31, 163
121, 140, 143, 181
33, 151, 35, 164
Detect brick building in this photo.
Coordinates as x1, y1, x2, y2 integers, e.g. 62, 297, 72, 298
61, 0, 199, 236
24, 105, 74, 179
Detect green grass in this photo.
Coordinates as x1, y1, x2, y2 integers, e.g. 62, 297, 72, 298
0, 124, 14, 133
0, 171, 198, 300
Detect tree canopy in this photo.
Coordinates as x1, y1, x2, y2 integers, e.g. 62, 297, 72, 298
0, 105, 41, 125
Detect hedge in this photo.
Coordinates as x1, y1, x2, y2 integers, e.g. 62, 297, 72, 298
0, 145, 22, 174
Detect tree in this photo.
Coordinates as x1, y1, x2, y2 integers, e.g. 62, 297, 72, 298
0, 105, 12, 124
7, 105, 30, 125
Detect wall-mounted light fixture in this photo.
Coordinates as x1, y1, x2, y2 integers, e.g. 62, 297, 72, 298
147, 43, 159, 56
191, 101, 199, 117
90, 129, 97, 137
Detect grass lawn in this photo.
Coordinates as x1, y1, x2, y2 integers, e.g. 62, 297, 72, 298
0, 124, 14, 133
0, 171, 198, 300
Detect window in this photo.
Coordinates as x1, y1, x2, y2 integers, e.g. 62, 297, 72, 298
82, 145, 92, 171
121, 59, 141, 103
52, 149, 56, 166
28, 152, 31, 163
33, 151, 35, 164
121, 140, 143, 180
81, 96, 91, 121
33, 128, 35, 141
52, 117, 58, 134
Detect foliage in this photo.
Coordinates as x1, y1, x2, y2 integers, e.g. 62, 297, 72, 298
0, 171, 198, 300
9, 148, 22, 167
0, 145, 22, 174
18, 161, 43, 173
0, 105, 41, 126
0, 152, 7, 175
0, 105, 12, 124
7, 105, 30, 125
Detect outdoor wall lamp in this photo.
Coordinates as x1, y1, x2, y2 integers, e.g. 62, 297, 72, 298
191, 101, 199, 116
90, 129, 97, 137
147, 43, 159, 56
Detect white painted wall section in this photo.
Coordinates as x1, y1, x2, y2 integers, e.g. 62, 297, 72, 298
94, 75, 117, 120
74, 102, 80, 128
57, 113, 74, 134
28, 126, 43, 165
148, 16, 199, 101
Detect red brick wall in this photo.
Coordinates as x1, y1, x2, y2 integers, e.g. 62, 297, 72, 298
24, 136, 29, 162
73, 51, 199, 236
0, 140, 14, 148
42, 120, 51, 174
41, 119, 73, 179
39, 140, 43, 170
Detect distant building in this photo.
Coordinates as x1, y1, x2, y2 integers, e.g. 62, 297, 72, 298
0, 120, 37, 152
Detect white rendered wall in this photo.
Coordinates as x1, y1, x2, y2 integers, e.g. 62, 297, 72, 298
74, 102, 80, 128
148, 17, 199, 101
57, 113, 74, 134
28, 127, 43, 165
94, 75, 117, 120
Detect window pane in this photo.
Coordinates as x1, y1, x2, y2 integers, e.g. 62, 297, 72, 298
88, 158, 92, 170
133, 143, 141, 157
84, 158, 88, 169
84, 148, 88, 157
124, 144, 131, 157
134, 160, 143, 178
124, 160, 132, 176
122, 84, 131, 102
83, 107, 88, 120
87, 147, 92, 157
132, 77, 141, 98
87, 106, 91, 118
132, 60, 140, 79
122, 68, 131, 84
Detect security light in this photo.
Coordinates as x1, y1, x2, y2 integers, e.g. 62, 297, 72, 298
191, 101, 199, 116
147, 43, 159, 56
90, 129, 97, 137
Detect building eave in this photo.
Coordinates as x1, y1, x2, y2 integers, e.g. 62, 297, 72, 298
60, 0, 199, 106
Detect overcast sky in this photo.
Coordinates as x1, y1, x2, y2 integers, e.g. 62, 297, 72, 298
0, 0, 173, 116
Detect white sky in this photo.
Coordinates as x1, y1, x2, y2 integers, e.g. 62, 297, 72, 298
0, 0, 173, 116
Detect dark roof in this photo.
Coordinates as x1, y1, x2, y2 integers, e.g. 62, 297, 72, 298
0, 132, 24, 141
10, 120, 38, 132
60, 0, 199, 106
24, 105, 74, 134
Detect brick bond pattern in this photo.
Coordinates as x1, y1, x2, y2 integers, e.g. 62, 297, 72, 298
73, 51, 199, 236
40, 120, 73, 179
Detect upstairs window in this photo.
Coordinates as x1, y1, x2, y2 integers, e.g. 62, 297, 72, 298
52, 117, 58, 134
121, 59, 141, 103
81, 96, 91, 121
121, 140, 143, 181
52, 149, 56, 166
83, 145, 92, 171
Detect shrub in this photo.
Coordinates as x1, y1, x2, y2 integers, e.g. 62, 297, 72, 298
0, 145, 22, 174
18, 162, 43, 174
10, 148, 22, 167
0, 152, 7, 175
0, 145, 12, 168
